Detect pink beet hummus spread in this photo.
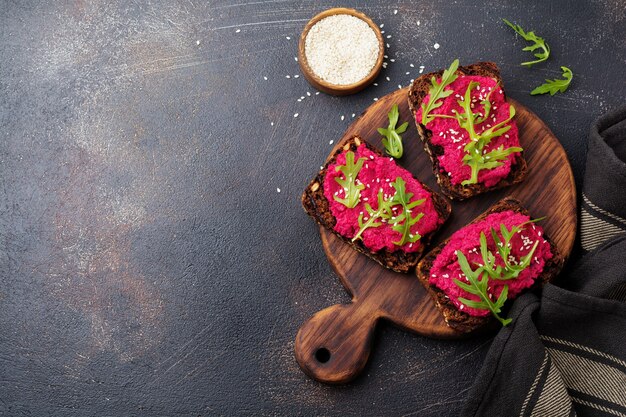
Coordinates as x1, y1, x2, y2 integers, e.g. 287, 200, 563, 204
429, 211, 553, 317
323, 144, 445, 253
416, 75, 521, 187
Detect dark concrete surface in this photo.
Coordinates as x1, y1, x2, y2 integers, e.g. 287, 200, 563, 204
0, 1, 624, 416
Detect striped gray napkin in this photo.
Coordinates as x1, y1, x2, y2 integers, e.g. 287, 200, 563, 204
461, 106, 626, 417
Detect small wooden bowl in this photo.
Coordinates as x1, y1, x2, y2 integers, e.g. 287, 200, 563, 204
298, 8, 385, 96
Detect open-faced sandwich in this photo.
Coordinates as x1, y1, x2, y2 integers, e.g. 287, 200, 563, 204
408, 60, 527, 200
302, 136, 451, 273
416, 198, 564, 332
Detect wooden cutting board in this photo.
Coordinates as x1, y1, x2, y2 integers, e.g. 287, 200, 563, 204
295, 87, 577, 384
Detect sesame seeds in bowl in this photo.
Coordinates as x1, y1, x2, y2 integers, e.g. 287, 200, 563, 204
298, 8, 385, 96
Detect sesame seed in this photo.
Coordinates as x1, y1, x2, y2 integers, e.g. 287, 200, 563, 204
386, 43, 390, 48
306, 91, 311, 96
410, 63, 415, 68
293, 113, 299, 118
352, 113, 355, 118
373, 83, 378, 86
315, 92, 320, 95
341, 115, 345, 121
386, 35, 392, 39
270, 122, 274, 126
276, 188, 281, 193
263, 76, 268, 80
433, 43, 440, 49
406, 72, 410, 75
286, 36, 291, 40
196, 40, 201, 45
329, 140, 334, 145
235, 29, 240, 33
386, 76, 390, 81
398, 84, 402, 89
390, 59, 395, 62
380, 23, 384, 28
373, 97, 378, 101
294, 74, 299, 78
393, 9, 398, 14
286, 75, 291, 78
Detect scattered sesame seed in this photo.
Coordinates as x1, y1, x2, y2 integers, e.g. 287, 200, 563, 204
293, 113, 299, 118
433, 43, 440, 49
417, 20, 421, 25
352, 113, 355, 117
235, 29, 241, 33
386, 34, 392, 39
276, 188, 281, 193
315, 91, 320, 95
390, 58, 395, 62
393, 9, 398, 14
406, 72, 410, 75
373, 97, 378, 101
381, 30, 385, 34
410, 63, 415, 68
294, 74, 299, 78
386, 76, 390, 81
196, 40, 201, 45
286, 36, 291, 40
263, 76, 268, 80
380, 23, 384, 28
306, 91, 311, 96
271, 122, 274, 126
294, 57, 298, 61
286, 75, 291, 78
398, 84, 402, 89
341, 115, 345, 121
386, 43, 390, 48
373, 83, 378, 86
329, 140, 334, 145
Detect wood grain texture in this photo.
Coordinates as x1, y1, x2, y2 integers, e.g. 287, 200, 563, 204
295, 87, 576, 384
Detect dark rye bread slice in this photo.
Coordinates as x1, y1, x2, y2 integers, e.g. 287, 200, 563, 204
416, 198, 564, 333
407, 62, 528, 201
302, 136, 451, 273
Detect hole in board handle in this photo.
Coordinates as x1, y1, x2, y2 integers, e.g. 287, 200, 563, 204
315, 347, 331, 363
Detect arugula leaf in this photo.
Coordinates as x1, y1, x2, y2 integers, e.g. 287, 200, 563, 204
378, 104, 410, 158
454, 251, 512, 326
503, 19, 550, 67
387, 177, 425, 245
452, 82, 522, 186
333, 151, 365, 208
421, 59, 459, 125
352, 190, 391, 242
351, 177, 426, 247
485, 218, 545, 279
530, 66, 573, 96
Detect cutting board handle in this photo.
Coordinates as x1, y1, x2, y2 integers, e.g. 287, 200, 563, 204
294, 302, 378, 384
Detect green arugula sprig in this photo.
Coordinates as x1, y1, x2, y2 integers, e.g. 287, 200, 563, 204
388, 178, 425, 245
503, 19, 550, 67
531, 66, 573, 96
452, 218, 546, 326
352, 177, 425, 246
455, 82, 522, 185
454, 251, 512, 326
378, 104, 409, 158
333, 151, 366, 208
481, 218, 544, 280
421, 59, 459, 125
352, 190, 390, 242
